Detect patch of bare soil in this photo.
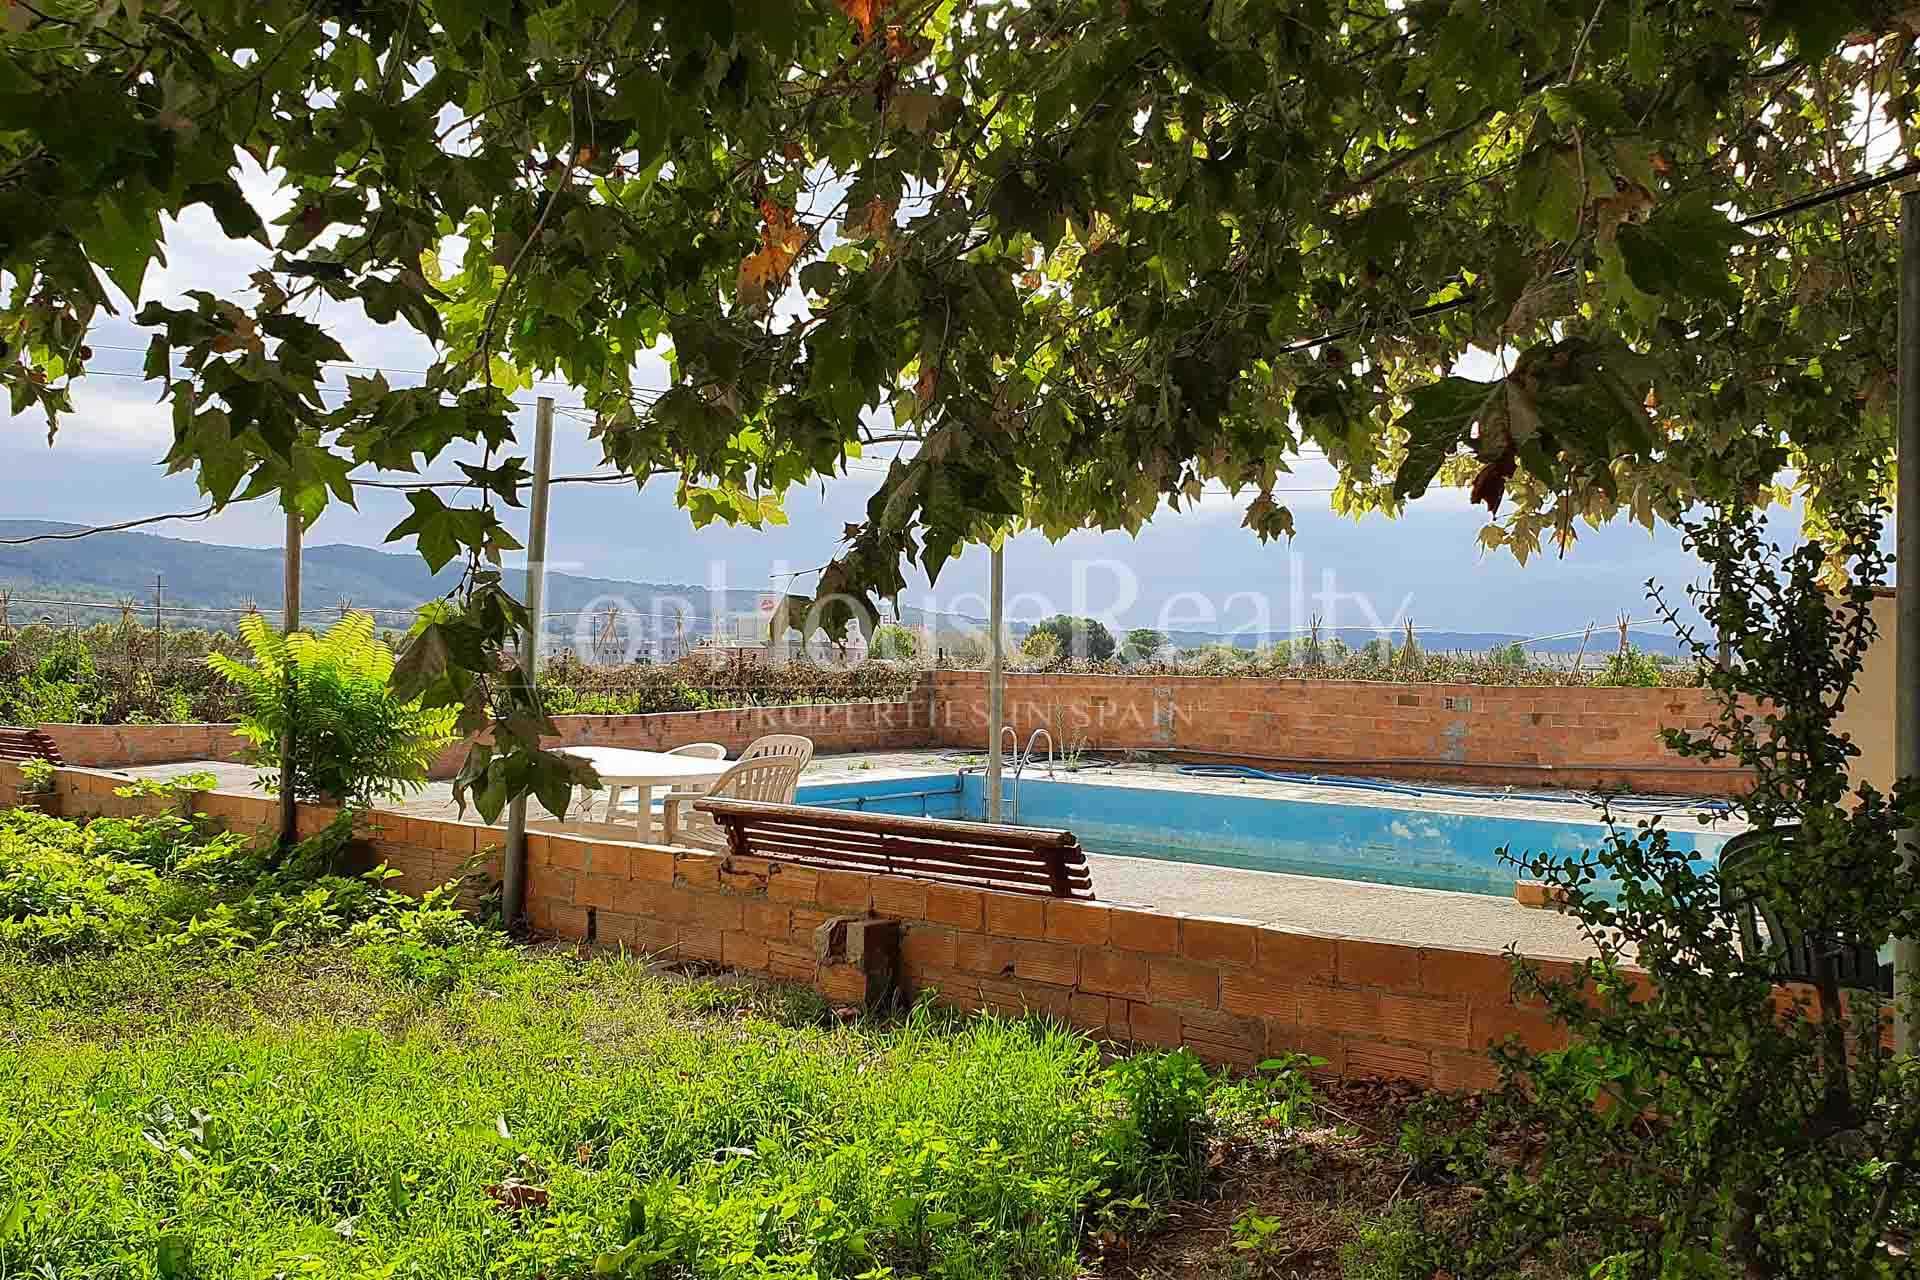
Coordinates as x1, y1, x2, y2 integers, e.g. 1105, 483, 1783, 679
1085, 1077, 1499, 1280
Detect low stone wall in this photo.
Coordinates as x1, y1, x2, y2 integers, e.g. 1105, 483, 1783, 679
21, 760, 1573, 1090
931, 672, 1748, 795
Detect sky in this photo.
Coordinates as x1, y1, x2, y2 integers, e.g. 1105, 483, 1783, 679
0, 158, 1724, 645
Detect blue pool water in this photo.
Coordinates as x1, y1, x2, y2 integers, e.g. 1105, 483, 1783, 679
794, 773, 1729, 898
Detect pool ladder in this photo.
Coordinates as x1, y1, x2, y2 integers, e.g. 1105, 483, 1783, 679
984, 727, 1054, 822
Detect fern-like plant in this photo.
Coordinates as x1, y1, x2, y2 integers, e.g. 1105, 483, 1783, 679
209, 613, 458, 807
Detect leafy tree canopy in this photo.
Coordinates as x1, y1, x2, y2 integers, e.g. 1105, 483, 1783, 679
1031, 614, 1116, 661
1122, 627, 1168, 659
2, 0, 1912, 812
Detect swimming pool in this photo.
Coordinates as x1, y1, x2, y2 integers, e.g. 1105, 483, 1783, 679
794, 772, 1730, 898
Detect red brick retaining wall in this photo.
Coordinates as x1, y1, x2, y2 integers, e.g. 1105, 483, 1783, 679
931, 672, 1747, 795
37, 722, 250, 767
28, 688, 936, 777
19, 760, 1574, 1091
429, 694, 935, 778
24, 672, 1746, 797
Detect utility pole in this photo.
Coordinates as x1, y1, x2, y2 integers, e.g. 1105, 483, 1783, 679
278, 511, 302, 849
1894, 190, 1920, 1052
986, 542, 1005, 822
502, 397, 555, 932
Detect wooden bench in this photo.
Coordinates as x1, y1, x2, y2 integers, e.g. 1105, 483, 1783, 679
692, 797, 1095, 899
0, 727, 62, 765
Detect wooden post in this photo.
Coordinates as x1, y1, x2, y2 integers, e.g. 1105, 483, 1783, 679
502, 396, 555, 932
986, 542, 1005, 822
278, 511, 301, 849
1894, 190, 1920, 1051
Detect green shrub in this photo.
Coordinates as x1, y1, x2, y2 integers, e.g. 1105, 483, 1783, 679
1591, 645, 1664, 687
210, 611, 458, 806
1339, 1202, 1427, 1280
869, 623, 920, 660
0, 806, 466, 963
15, 758, 52, 794
1017, 627, 1062, 665
1103, 1046, 1214, 1196
1471, 503, 1920, 1277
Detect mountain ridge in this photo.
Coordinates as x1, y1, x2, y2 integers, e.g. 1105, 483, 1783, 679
0, 521, 1688, 655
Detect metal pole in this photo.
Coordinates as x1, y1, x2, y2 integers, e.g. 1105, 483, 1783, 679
278, 512, 301, 848
986, 542, 1004, 822
502, 397, 555, 931
1894, 191, 1920, 1051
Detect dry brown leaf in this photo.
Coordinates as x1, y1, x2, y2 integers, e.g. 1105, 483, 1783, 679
484, 1179, 550, 1214
735, 201, 807, 308
835, 0, 887, 41
890, 91, 947, 135
883, 25, 928, 63
843, 196, 897, 243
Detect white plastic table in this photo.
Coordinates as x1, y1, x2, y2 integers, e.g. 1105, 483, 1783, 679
558, 747, 731, 842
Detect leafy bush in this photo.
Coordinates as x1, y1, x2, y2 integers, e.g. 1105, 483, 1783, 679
1103, 1046, 1214, 1196
964, 643, 1701, 687
350, 882, 515, 992
15, 759, 52, 795
0, 803, 480, 967
1339, 1202, 1428, 1280
210, 611, 458, 806
539, 652, 922, 714
1466, 503, 1920, 1277
0, 622, 250, 725
1591, 644, 1664, 687
1017, 627, 1063, 665
869, 622, 920, 660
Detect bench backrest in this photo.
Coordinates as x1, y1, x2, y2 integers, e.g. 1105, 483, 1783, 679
692, 797, 1094, 899
0, 727, 63, 765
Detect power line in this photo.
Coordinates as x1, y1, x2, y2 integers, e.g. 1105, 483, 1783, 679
0, 506, 219, 543
47, 364, 602, 413
81, 343, 625, 396
0, 472, 651, 546
0, 594, 683, 625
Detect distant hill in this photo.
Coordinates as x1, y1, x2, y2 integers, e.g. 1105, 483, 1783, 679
0, 521, 1689, 657
0, 521, 982, 645
1155, 625, 1690, 658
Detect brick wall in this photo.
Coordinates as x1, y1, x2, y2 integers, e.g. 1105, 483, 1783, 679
24, 759, 1569, 1090
23, 684, 935, 777
931, 672, 1748, 795
22, 673, 1745, 797
429, 690, 935, 778
37, 722, 251, 767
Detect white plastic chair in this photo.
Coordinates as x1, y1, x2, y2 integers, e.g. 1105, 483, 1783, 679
739, 733, 814, 772
664, 754, 808, 850
604, 741, 728, 818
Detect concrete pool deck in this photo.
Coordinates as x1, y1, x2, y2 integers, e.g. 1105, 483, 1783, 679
112, 748, 1735, 962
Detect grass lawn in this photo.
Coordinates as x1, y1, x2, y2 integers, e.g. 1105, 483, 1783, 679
0, 799, 1571, 1280
3, 946, 1160, 1279
0, 941, 1524, 1280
